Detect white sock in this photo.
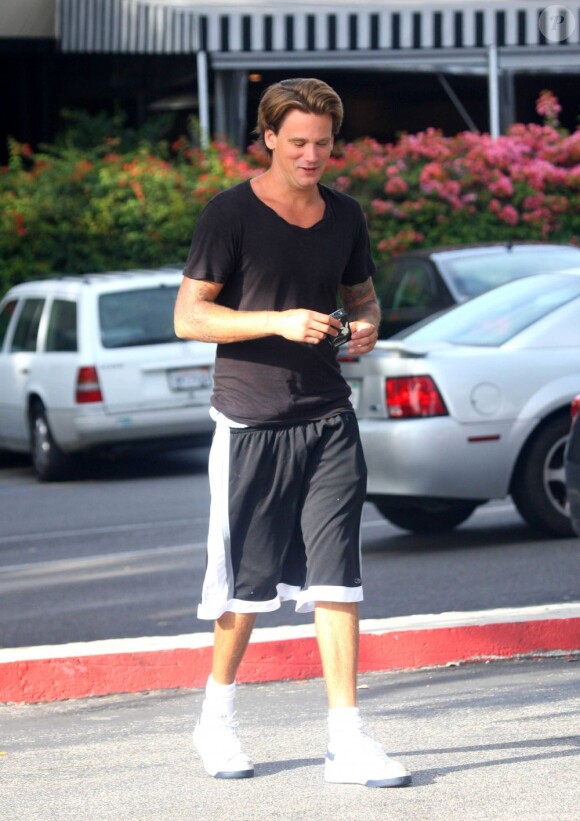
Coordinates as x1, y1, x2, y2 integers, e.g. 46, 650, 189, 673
201, 674, 236, 721
328, 706, 364, 747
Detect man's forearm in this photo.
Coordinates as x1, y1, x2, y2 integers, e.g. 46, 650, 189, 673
347, 300, 380, 328
175, 299, 278, 344
338, 280, 380, 331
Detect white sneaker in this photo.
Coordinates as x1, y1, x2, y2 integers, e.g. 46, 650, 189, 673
325, 732, 411, 788
193, 712, 254, 779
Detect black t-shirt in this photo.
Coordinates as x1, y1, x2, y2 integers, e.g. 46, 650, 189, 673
183, 179, 376, 425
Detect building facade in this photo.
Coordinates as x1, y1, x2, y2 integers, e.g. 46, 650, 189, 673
1, 0, 579, 158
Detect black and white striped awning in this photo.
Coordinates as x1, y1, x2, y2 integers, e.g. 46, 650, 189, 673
57, 0, 580, 68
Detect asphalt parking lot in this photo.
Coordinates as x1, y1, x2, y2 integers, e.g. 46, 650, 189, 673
2, 657, 579, 821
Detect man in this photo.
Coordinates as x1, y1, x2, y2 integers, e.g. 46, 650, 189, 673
174, 78, 411, 789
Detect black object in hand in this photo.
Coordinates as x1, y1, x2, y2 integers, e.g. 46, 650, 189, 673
328, 308, 351, 348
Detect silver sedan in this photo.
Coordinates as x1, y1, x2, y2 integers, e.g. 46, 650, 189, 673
340, 269, 580, 537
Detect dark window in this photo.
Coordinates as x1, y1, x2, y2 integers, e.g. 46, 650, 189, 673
370, 13, 379, 49
328, 15, 337, 50
412, 13, 421, 48
496, 11, 506, 46
433, 12, 442, 48
517, 10, 526, 45
475, 11, 484, 46
264, 16, 273, 51
220, 15, 229, 51
199, 16, 208, 50
45, 300, 78, 353
378, 260, 446, 337
10, 299, 45, 353
349, 14, 358, 49
454, 11, 463, 46
99, 286, 179, 349
306, 15, 316, 50
390, 262, 436, 310
0, 300, 17, 350
538, 8, 547, 45
242, 16, 252, 51
391, 13, 400, 48
285, 15, 294, 50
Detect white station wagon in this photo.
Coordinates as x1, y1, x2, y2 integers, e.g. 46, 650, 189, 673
0, 269, 216, 480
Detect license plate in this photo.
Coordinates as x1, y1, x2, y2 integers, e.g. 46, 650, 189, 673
168, 367, 212, 391
347, 378, 362, 411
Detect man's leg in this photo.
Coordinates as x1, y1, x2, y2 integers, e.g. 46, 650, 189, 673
194, 611, 257, 779
317, 600, 412, 788
315, 601, 359, 708
212, 611, 257, 683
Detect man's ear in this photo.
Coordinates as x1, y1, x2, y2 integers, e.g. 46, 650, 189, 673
264, 129, 276, 151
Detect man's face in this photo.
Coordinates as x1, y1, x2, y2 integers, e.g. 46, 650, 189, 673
264, 109, 334, 190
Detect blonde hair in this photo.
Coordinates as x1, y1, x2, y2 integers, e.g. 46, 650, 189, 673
255, 78, 344, 155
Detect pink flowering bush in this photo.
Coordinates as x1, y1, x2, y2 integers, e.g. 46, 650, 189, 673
1, 92, 578, 295
323, 92, 580, 268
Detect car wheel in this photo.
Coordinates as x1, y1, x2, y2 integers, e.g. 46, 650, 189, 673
372, 498, 478, 533
29, 401, 69, 482
511, 414, 572, 537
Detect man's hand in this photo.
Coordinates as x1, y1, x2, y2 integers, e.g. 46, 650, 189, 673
338, 278, 380, 355
276, 309, 342, 344
347, 320, 378, 354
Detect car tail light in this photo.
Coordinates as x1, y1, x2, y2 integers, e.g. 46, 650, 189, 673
571, 396, 580, 425
386, 376, 448, 418
76, 366, 103, 403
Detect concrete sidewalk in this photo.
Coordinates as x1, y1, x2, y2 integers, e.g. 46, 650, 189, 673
2, 657, 580, 821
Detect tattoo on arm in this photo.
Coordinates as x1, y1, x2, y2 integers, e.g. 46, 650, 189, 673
339, 279, 380, 326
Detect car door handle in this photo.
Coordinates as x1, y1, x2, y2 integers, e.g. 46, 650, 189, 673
20, 368, 29, 375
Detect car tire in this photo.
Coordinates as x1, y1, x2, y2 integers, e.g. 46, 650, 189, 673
511, 414, 572, 538
372, 498, 478, 533
29, 401, 69, 482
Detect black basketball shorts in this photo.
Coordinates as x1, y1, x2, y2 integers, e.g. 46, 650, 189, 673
198, 410, 368, 619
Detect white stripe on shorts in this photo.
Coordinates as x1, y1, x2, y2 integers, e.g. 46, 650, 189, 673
197, 410, 364, 620
199, 410, 284, 619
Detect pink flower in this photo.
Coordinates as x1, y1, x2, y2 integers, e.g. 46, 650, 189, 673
523, 194, 545, 211
384, 176, 408, 196
420, 162, 446, 183
488, 175, 514, 197
386, 161, 406, 176
536, 90, 562, 126
351, 166, 370, 180
372, 198, 393, 215
498, 205, 519, 225
333, 176, 351, 192
377, 229, 425, 256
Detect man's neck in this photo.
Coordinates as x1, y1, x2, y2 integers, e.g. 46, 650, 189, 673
251, 171, 325, 229
254, 168, 322, 207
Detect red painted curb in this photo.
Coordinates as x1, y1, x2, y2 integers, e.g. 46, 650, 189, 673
1, 615, 579, 703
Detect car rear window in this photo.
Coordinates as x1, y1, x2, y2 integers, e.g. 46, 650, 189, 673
99, 285, 179, 348
403, 273, 580, 347
440, 247, 580, 298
